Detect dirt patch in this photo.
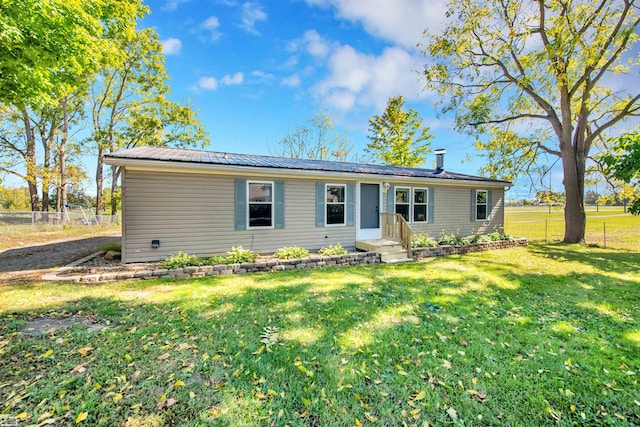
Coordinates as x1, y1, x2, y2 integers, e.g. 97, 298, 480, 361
20, 314, 111, 337
0, 233, 120, 284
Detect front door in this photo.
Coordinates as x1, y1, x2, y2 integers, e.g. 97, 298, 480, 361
358, 183, 381, 240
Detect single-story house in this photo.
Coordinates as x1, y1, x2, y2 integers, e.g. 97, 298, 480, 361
105, 146, 511, 263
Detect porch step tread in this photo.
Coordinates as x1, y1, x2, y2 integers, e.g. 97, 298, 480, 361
380, 250, 412, 263
356, 239, 404, 253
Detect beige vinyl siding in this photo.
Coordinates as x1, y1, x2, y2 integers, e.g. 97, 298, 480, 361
382, 183, 505, 238
122, 170, 355, 263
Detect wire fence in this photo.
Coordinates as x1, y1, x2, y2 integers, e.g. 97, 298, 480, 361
505, 214, 640, 251
0, 210, 121, 233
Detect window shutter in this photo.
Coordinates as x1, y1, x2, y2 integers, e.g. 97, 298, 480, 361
235, 179, 247, 230
316, 182, 325, 227
470, 189, 477, 222
386, 185, 395, 214
346, 183, 355, 226
487, 189, 493, 220
428, 187, 435, 224
274, 180, 285, 229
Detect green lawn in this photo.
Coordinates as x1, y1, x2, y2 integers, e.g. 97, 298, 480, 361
1, 244, 638, 426
505, 206, 640, 250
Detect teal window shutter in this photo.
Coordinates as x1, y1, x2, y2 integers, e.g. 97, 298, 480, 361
487, 189, 493, 220
346, 184, 355, 226
470, 189, 477, 222
386, 185, 395, 213
316, 182, 325, 227
235, 179, 247, 230
428, 187, 435, 224
275, 180, 285, 229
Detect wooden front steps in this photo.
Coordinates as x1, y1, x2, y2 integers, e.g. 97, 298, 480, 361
355, 239, 412, 263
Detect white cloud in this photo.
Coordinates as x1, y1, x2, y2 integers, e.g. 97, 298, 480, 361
160, 38, 182, 55
304, 0, 448, 48
198, 76, 218, 90
281, 74, 301, 88
201, 16, 222, 40
251, 70, 276, 84
162, 0, 189, 11
221, 72, 244, 85
289, 30, 331, 59
239, 2, 267, 35
309, 42, 424, 112
197, 72, 245, 91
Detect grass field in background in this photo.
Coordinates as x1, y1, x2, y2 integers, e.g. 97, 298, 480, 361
0, 224, 120, 251
505, 206, 640, 251
1, 244, 638, 426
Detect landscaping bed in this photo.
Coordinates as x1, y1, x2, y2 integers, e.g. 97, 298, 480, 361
50, 238, 527, 283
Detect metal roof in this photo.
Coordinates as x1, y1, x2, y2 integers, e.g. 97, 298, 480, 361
105, 146, 510, 184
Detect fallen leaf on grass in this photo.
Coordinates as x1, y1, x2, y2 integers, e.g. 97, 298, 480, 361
299, 409, 310, 418
467, 389, 487, 402
413, 390, 426, 400
157, 353, 171, 361
446, 407, 458, 420
156, 398, 177, 411
42, 349, 53, 358
442, 360, 452, 370
78, 347, 94, 357
174, 380, 185, 387
71, 363, 88, 373
75, 412, 88, 423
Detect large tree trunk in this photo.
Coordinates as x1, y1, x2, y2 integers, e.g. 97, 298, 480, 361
561, 145, 586, 243
60, 97, 68, 217
96, 147, 105, 215
41, 133, 51, 212
22, 109, 41, 212
110, 165, 120, 216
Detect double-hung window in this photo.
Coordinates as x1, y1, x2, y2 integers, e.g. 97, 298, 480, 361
395, 187, 410, 221
475, 190, 488, 221
413, 188, 428, 223
248, 181, 273, 228
326, 184, 346, 225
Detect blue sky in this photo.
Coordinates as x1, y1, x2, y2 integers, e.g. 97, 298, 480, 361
143, 0, 544, 194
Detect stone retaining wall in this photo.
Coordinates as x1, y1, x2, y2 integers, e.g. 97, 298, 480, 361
65, 238, 527, 283
77, 252, 381, 282
412, 238, 528, 259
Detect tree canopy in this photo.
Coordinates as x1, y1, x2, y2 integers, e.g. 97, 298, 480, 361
422, 0, 640, 242
600, 131, 640, 214
269, 114, 353, 162
366, 95, 433, 167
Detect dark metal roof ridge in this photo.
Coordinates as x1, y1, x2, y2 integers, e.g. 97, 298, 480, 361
105, 146, 511, 184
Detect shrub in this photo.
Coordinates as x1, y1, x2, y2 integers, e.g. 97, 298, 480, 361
226, 246, 258, 264
99, 242, 122, 252
275, 246, 310, 259
469, 234, 492, 244
202, 255, 229, 265
487, 230, 512, 241
162, 252, 202, 269
319, 243, 348, 256
412, 233, 438, 248
437, 231, 466, 246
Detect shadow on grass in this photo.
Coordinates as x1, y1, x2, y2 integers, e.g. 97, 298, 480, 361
1, 251, 639, 426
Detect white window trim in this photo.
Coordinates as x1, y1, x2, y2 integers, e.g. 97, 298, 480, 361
475, 189, 489, 221
247, 180, 274, 229
325, 183, 346, 227
412, 187, 429, 223
394, 187, 411, 222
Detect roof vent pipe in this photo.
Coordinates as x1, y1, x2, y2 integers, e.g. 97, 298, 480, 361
435, 149, 446, 172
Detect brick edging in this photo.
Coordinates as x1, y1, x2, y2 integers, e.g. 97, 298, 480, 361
412, 238, 528, 259
47, 238, 527, 283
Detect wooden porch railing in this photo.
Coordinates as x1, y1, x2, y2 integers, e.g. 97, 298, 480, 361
381, 213, 413, 257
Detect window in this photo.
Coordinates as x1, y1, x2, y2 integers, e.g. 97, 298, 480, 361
326, 184, 346, 225
395, 187, 410, 221
476, 190, 488, 221
248, 181, 273, 227
413, 188, 428, 223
